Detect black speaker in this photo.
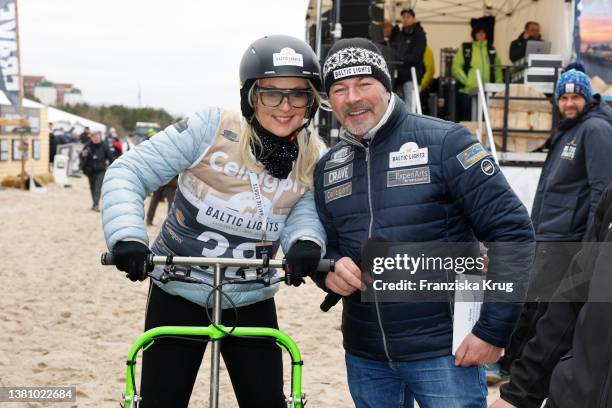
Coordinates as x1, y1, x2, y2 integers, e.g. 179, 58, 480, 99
343, 22, 383, 38
308, 9, 334, 51
337, 0, 383, 40
339, 1, 383, 23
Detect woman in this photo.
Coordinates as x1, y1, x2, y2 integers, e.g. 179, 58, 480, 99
451, 25, 503, 121
101, 35, 327, 408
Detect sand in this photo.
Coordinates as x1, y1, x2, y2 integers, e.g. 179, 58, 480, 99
0, 176, 500, 407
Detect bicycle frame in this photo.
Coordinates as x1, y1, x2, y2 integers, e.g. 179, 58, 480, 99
99, 254, 333, 408
122, 325, 305, 408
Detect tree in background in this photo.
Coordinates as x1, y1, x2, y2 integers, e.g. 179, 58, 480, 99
61, 103, 175, 135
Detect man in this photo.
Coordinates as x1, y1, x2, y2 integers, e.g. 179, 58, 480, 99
491, 184, 612, 408
53, 127, 69, 145
390, 8, 427, 112
313, 38, 534, 407
509, 22, 542, 63
497, 68, 612, 381
452, 25, 502, 121
79, 126, 91, 144
79, 131, 113, 211
48, 122, 56, 168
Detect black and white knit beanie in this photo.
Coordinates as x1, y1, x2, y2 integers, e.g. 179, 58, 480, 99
323, 38, 392, 95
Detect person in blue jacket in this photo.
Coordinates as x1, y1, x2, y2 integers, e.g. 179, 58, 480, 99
498, 67, 612, 381
101, 35, 327, 408
312, 38, 535, 408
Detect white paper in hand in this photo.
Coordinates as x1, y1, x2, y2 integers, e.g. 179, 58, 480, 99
452, 299, 482, 355
452, 274, 483, 355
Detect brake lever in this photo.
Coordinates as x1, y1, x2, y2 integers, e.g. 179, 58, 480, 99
159, 269, 204, 285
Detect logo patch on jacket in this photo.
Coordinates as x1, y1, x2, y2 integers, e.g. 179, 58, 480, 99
387, 166, 431, 187
324, 163, 353, 187
457, 143, 488, 169
560, 140, 577, 160
173, 118, 189, 133
389, 142, 428, 168
325, 181, 352, 203
325, 146, 354, 169
480, 159, 495, 176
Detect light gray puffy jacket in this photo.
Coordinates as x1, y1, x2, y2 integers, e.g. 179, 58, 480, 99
102, 107, 326, 308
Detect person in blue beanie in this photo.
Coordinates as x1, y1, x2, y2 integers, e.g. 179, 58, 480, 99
494, 67, 612, 383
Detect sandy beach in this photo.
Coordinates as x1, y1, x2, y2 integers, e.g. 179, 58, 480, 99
0, 176, 500, 407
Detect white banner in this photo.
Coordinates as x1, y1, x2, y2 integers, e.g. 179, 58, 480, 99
0, 0, 19, 105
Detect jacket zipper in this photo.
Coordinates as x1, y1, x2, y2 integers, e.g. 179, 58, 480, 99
340, 132, 393, 363
366, 146, 394, 364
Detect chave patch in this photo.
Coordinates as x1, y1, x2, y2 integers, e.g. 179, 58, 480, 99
324, 163, 353, 187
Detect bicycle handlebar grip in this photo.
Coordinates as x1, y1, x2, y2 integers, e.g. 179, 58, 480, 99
320, 293, 342, 312
316, 259, 334, 273
101, 252, 115, 265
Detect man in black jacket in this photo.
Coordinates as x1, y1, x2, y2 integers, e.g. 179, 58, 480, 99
491, 184, 612, 408
80, 131, 113, 211
389, 8, 426, 112
496, 67, 612, 381
509, 21, 542, 63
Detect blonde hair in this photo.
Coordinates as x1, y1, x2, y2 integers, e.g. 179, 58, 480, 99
238, 80, 329, 190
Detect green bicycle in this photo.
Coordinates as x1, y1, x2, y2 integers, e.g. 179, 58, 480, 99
101, 252, 334, 408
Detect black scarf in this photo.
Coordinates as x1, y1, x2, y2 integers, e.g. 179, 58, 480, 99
250, 119, 299, 179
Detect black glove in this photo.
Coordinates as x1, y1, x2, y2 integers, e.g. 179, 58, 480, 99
284, 240, 321, 287
112, 241, 152, 281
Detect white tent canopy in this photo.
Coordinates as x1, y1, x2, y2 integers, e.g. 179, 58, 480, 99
307, 0, 574, 73
23, 98, 107, 134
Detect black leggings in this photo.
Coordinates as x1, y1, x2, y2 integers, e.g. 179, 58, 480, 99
139, 283, 286, 408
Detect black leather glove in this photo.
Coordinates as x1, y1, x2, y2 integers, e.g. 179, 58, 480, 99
284, 240, 321, 287
112, 241, 152, 281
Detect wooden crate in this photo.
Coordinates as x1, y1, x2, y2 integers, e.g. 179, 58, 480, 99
489, 84, 552, 152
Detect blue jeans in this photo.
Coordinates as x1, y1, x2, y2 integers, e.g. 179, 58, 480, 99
345, 352, 487, 408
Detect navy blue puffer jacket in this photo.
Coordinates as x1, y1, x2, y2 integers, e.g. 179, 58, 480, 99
531, 94, 612, 242
313, 95, 535, 362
